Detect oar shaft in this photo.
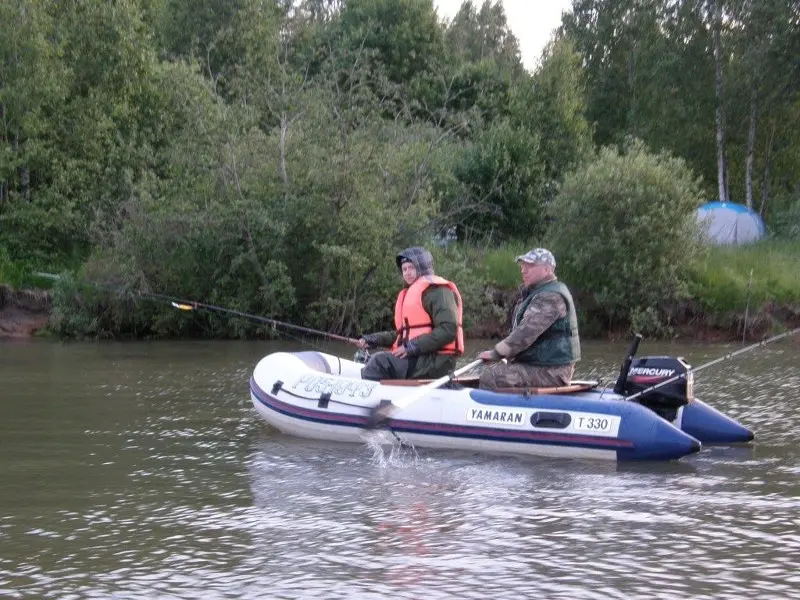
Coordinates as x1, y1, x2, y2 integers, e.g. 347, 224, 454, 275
626, 327, 800, 402
390, 358, 484, 410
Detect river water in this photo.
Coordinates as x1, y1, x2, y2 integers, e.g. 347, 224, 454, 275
0, 337, 798, 599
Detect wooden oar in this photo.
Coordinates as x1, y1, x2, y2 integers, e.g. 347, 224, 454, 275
365, 358, 484, 429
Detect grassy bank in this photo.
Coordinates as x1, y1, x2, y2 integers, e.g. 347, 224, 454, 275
0, 250, 72, 290
455, 240, 800, 306
688, 240, 800, 312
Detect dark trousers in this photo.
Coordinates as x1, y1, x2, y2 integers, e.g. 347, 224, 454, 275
360, 351, 418, 381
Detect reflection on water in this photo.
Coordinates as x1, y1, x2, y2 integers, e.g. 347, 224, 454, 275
0, 338, 798, 599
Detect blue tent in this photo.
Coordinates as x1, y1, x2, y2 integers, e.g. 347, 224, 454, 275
695, 201, 766, 245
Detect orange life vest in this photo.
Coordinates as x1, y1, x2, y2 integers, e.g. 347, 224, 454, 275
392, 275, 464, 356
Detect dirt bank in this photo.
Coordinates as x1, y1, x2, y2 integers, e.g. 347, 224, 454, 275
1, 283, 797, 341
0, 285, 52, 338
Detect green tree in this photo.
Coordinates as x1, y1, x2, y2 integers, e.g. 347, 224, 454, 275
513, 38, 592, 201
0, 0, 72, 259
156, 0, 243, 72
338, 0, 444, 85
451, 119, 544, 242
444, 0, 523, 75
437, 0, 526, 132
561, 0, 718, 188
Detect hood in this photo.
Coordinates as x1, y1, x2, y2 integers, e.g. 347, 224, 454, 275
395, 246, 434, 278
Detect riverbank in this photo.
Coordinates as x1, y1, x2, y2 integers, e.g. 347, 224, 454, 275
3, 239, 798, 341
2, 282, 797, 342
0, 285, 51, 338
465, 284, 800, 342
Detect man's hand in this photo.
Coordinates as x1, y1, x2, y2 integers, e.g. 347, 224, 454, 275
392, 341, 420, 358
358, 334, 380, 349
479, 349, 501, 362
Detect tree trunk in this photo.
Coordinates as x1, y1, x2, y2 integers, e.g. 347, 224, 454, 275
745, 84, 758, 209
713, 0, 728, 203
759, 122, 776, 217
20, 166, 30, 202
0, 103, 5, 204
279, 114, 289, 187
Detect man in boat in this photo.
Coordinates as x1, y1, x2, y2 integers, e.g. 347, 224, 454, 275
357, 246, 464, 381
478, 248, 580, 390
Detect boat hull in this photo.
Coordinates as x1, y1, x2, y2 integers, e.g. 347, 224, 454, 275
249, 352, 717, 462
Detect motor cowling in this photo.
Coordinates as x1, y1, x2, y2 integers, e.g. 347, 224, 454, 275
625, 356, 694, 420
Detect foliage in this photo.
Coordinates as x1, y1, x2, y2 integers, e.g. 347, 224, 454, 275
2, 0, 798, 340
768, 192, 800, 240
444, 0, 523, 75
428, 244, 506, 332
451, 119, 544, 242
442, 36, 592, 243
0, 249, 32, 289
339, 0, 443, 85
560, 0, 800, 218
548, 140, 705, 335
514, 38, 593, 201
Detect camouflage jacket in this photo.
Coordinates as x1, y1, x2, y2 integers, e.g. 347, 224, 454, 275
494, 275, 576, 363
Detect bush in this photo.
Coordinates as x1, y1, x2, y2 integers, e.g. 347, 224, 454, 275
548, 140, 704, 335
49, 201, 299, 340
428, 245, 507, 332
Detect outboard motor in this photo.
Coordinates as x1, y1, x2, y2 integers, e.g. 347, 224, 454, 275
624, 356, 694, 421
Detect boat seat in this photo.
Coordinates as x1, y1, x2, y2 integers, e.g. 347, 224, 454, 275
494, 380, 599, 395
380, 377, 599, 394
380, 375, 481, 387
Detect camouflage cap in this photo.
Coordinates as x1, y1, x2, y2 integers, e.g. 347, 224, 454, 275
515, 248, 556, 268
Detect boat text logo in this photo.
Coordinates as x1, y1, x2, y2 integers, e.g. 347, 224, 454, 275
292, 375, 376, 398
629, 367, 675, 377
466, 408, 526, 427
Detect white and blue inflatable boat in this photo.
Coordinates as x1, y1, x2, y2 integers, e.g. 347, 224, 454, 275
249, 351, 754, 462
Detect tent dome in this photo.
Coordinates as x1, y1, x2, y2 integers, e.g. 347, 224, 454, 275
695, 201, 765, 245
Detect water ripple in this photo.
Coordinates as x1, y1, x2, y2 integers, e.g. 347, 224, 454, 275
0, 339, 797, 598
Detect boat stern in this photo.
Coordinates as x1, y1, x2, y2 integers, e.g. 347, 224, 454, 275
678, 399, 755, 444
616, 407, 702, 461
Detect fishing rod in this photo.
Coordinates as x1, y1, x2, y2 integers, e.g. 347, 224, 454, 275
166, 296, 360, 345
626, 326, 800, 403
35, 272, 361, 345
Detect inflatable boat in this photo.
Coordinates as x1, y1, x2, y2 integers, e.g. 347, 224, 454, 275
249, 351, 754, 462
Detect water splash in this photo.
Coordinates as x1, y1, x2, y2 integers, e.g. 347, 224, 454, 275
361, 429, 420, 467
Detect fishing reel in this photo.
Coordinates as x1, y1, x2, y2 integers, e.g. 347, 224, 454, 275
353, 348, 371, 364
